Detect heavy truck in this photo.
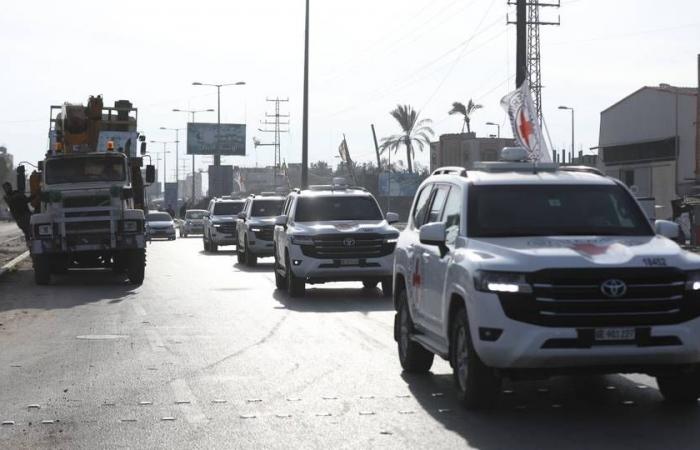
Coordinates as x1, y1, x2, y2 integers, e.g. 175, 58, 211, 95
16, 95, 155, 285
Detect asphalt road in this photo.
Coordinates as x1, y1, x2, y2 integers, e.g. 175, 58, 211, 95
1, 237, 700, 449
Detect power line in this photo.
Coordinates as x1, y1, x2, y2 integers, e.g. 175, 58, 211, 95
255, 98, 290, 188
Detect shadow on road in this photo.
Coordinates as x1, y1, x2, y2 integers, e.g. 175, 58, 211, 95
273, 286, 392, 313
234, 261, 275, 273
0, 267, 138, 313
401, 371, 700, 449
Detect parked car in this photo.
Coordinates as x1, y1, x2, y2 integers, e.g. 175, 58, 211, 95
180, 209, 207, 237
203, 198, 245, 252
145, 211, 176, 241
237, 194, 286, 266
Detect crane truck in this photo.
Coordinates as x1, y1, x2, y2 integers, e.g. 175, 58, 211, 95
16, 95, 155, 285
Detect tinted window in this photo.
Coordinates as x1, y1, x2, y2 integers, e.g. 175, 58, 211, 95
295, 196, 383, 221
468, 184, 654, 237
185, 211, 206, 219
427, 185, 449, 223
45, 156, 126, 184
412, 185, 433, 228
441, 187, 462, 245
147, 212, 171, 222
251, 199, 285, 217
213, 202, 244, 215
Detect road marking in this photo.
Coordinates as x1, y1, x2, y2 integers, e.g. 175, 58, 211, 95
145, 330, 166, 352
77, 335, 129, 340
131, 302, 147, 316
170, 379, 206, 424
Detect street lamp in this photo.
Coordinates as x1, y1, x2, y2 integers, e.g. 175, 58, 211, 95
159, 127, 182, 184
301, 0, 310, 189
485, 122, 500, 138
558, 106, 575, 164
173, 108, 215, 202
150, 141, 174, 186
191, 81, 246, 167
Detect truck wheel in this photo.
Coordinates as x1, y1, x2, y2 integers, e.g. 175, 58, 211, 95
274, 254, 286, 289
656, 368, 700, 404
286, 255, 305, 297
244, 238, 256, 266
211, 242, 218, 252
33, 255, 51, 285
362, 280, 378, 289
450, 307, 500, 410
381, 277, 393, 298
396, 289, 433, 373
127, 249, 146, 285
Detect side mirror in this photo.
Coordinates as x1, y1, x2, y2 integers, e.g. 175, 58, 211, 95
655, 219, 681, 241
420, 222, 448, 257
140, 142, 147, 156
275, 215, 288, 226
237, 212, 247, 220
145, 165, 156, 184
386, 212, 399, 224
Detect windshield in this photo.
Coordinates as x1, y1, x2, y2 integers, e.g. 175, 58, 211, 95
147, 212, 172, 222
213, 202, 244, 215
45, 156, 126, 184
295, 196, 383, 222
251, 199, 285, 217
186, 211, 206, 219
468, 184, 653, 237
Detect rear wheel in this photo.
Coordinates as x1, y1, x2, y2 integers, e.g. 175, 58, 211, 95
657, 368, 700, 404
244, 237, 257, 266
126, 249, 146, 285
362, 280, 378, 289
33, 255, 51, 285
450, 307, 500, 410
286, 254, 305, 297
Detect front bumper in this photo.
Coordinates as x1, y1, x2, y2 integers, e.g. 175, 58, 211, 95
246, 234, 275, 256
287, 244, 393, 282
468, 291, 700, 370
31, 233, 146, 254
147, 228, 176, 239
184, 224, 204, 234
210, 229, 237, 246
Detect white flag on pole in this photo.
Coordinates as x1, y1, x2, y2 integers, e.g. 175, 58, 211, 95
500, 80, 551, 162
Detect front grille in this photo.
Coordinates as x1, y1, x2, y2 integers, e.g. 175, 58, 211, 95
219, 223, 236, 234
63, 196, 112, 208
254, 226, 274, 241
499, 268, 700, 327
65, 210, 109, 218
66, 234, 111, 246
300, 233, 395, 259
65, 221, 111, 235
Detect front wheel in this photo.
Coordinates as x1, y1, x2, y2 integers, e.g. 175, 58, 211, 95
450, 307, 500, 410
33, 255, 51, 285
362, 280, 379, 289
274, 253, 286, 289
286, 255, 305, 297
396, 289, 434, 373
126, 249, 146, 285
381, 277, 393, 298
244, 238, 257, 266
657, 368, 700, 404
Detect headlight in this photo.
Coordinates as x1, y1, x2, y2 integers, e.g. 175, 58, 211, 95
475, 271, 532, 294
290, 235, 314, 245
122, 220, 138, 232
686, 271, 700, 291
213, 223, 222, 228
384, 233, 400, 244
251, 227, 262, 233
37, 224, 52, 236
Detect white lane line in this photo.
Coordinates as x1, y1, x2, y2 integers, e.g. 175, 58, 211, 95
145, 330, 166, 352
170, 379, 206, 424
131, 302, 147, 316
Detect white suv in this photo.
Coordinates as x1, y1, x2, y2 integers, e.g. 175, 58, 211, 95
273, 182, 400, 297
236, 194, 286, 266
203, 198, 245, 252
393, 157, 700, 409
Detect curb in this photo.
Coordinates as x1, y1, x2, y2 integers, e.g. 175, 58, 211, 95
0, 251, 30, 279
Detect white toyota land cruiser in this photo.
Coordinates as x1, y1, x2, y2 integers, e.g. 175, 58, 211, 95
393, 153, 700, 409
273, 180, 400, 297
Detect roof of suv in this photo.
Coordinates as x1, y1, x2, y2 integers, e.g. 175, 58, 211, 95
212, 198, 245, 203
428, 165, 617, 187
295, 187, 373, 197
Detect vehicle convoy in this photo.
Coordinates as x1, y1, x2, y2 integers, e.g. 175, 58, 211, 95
18, 96, 155, 285
273, 179, 400, 297
237, 194, 285, 266
180, 209, 207, 237
393, 149, 700, 409
145, 212, 176, 241
203, 198, 245, 252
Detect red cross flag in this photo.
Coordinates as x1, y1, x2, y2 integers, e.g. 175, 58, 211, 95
500, 80, 551, 162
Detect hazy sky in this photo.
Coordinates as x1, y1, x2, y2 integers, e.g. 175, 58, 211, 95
0, 0, 698, 181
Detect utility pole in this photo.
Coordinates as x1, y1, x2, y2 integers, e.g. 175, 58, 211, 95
301, 0, 310, 189
256, 98, 290, 188
370, 124, 381, 168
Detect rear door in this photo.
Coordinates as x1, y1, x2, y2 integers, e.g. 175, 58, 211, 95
405, 183, 434, 326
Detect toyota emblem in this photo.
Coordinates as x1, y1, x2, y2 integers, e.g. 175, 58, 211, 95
343, 238, 356, 247
600, 279, 627, 298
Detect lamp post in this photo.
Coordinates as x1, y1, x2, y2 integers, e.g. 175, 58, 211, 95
173, 108, 215, 203
485, 122, 501, 138
191, 81, 246, 167
150, 141, 174, 186
159, 127, 182, 183
301, 0, 310, 189
558, 106, 575, 164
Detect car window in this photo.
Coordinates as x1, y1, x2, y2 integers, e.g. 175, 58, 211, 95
251, 199, 285, 217
294, 196, 383, 221
213, 202, 243, 215
147, 212, 171, 222
441, 186, 461, 245
412, 184, 433, 229
427, 185, 449, 224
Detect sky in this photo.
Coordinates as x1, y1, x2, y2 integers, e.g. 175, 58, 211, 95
0, 0, 698, 182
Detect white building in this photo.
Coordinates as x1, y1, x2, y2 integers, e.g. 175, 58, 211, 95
183, 171, 203, 202
430, 133, 515, 172
597, 84, 699, 219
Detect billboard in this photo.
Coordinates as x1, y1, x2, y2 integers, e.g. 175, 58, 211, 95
187, 123, 246, 156
378, 172, 422, 197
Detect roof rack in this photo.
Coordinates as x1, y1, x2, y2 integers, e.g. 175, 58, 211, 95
431, 166, 468, 177
307, 184, 368, 192
559, 165, 605, 177
472, 161, 559, 172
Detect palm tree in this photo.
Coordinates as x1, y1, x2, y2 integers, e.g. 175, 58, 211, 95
380, 104, 434, 174
448, 99, 482, 133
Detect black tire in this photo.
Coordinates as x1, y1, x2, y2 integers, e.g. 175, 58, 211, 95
381, 277, 393, 298
112, 254, 127, 274
450, 307, 500, 410
244, 238, 257, 266
211, 242, 218, 252
237, 246, 245, 264
33, 255, 51, 285
286, 254, 305, 297
362, 280, 379, 289
657, 369, 700, 404
203, 236, 209, 252
274, 253, 286, 290
396, 288, 434, 373
126, 249, 146, 285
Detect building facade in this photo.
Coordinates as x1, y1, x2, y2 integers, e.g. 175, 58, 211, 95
430, 133, 516, 172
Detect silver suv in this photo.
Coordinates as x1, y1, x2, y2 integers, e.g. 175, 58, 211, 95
273, 182, 399, 297
236, 194, 286, 266
203, 198, 245, 252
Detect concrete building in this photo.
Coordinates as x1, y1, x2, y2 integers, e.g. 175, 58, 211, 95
183, 171, 203, 202
597, 84, 699, 219
430, 133, 516, 172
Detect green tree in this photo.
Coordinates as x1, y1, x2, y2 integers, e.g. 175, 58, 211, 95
448, 99, 482, 133
380, 104, 434, 174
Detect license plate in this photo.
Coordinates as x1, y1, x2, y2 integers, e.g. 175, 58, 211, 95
339, 259, 360, 266
594, 328, 636, 341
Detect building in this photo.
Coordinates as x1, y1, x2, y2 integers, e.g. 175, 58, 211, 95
183, 171, 203, 202
597, 84, 699, 219
430, 133, 516, 172
0, 146, 13, 186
